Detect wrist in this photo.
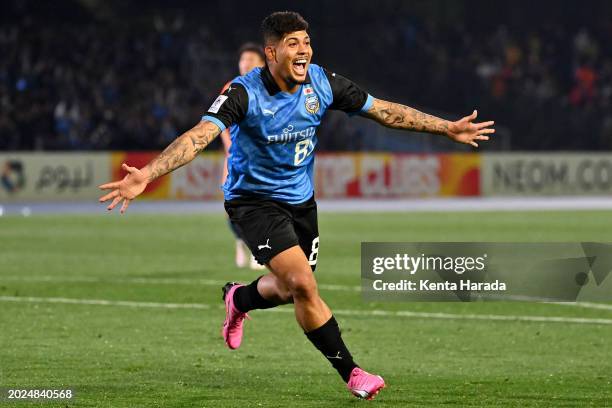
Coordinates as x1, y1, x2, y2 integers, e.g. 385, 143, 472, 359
140, 166, 154, 184
444, 120, 456, 138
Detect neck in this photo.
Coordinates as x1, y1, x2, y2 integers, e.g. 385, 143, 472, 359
269, 66, 299, 94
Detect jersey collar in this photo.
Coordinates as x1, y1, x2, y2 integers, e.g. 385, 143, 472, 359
261, 65, 311, 96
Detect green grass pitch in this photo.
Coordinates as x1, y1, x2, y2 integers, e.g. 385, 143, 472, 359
1, 210, 611, 407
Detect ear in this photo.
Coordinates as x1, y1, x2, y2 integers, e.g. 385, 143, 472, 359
264, 45, 276, 63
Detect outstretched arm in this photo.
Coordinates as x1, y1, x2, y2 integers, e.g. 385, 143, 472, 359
361, 98, 494, 147
99, 120, 221, 213
142, 120, 221, 182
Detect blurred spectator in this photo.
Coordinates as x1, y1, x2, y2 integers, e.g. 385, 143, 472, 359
1, 0, 611, 151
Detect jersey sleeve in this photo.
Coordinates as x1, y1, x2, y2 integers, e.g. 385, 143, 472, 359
201, 83, 248, 131
323, 69, 373, 114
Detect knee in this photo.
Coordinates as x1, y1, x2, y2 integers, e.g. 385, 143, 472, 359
277, 289, 294, 304
265, 274, 293, 304
273, 283, 293, 304
287, 273, 318, 301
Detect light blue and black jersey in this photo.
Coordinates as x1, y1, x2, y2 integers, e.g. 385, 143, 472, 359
202, 64, 373, 204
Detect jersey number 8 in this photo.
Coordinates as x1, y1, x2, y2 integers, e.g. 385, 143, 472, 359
294, 140, 314, 165
308, 236, 320, 266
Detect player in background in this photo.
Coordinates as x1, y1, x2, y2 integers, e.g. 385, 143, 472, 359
219, 43, 265, 270
99, 11, 494, 400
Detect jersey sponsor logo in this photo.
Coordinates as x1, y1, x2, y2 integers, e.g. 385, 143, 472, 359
208, 95, 228, 114
266, 124, 316, 144
305, 93, 320, 114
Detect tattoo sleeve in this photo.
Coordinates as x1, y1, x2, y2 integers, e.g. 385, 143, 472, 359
362, 98, 451, 135
143, 120, 221, 182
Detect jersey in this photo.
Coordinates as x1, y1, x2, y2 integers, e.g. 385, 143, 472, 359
202, 64, 373, 204
218, 81, 233, 153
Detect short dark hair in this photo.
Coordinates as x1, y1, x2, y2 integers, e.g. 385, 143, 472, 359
238, 42, 265, 61
261, 11, 309, 44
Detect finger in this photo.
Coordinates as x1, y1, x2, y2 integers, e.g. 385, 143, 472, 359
120, 199, 131, 214
476, 135, 490, 141
99, 181, 121, 190
478, 128, 496, 135
107, 196, 123, 211
99, 189, 119, 202
470, 141, 479, 148
122, 163, 138, 174
475, 121, 495, 129
463, 109, 477, 122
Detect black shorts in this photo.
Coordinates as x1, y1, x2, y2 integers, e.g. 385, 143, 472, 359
224, 195, 320, 270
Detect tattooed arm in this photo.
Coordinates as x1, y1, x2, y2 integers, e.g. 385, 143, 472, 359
361, 98, 495, 147
141, 120, 221, 182
98, 120, 221, 213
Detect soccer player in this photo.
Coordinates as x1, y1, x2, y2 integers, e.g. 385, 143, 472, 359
219, 43, 266, 270
99, 11, 494, 400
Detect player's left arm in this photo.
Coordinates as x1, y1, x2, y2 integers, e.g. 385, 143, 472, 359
323, 68, 494, 148
361, 98, 494, 148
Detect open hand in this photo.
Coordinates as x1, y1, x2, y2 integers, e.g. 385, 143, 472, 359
99, 163, 148, 213
447, 110, 494, 147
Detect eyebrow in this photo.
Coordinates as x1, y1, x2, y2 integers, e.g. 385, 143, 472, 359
284, 35, 310, 43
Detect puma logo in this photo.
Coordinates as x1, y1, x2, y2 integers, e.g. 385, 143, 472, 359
263, 108, 277, 118
326, 351, 342, 360
257, 239, 272, 250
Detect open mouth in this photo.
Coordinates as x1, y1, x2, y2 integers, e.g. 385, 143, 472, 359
292, 58, 308, 76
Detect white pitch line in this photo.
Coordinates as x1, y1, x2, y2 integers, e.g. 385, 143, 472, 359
328, 308, 612, 325
1, 295, 612, 326
550, 301, 612, 311
0, 275, 360, 292
4, 276, 612, 313
0, 295, 209, 310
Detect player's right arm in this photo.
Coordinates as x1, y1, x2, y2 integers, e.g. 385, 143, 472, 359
98, 120, 222, 213
99, 82, 248, 214
218, 81, 233, 157
143, 120, 222, 182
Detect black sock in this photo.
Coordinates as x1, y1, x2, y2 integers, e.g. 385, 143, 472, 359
305, 316, 358, 382
232, 276, 276, 313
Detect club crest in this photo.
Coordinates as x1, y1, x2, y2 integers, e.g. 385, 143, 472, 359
305, 93, 320, 115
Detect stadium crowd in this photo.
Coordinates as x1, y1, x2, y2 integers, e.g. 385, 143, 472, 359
1, 0, 611, 151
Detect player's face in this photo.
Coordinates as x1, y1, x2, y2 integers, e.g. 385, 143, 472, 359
238, 51, 265, 76
267, 31, 312, 85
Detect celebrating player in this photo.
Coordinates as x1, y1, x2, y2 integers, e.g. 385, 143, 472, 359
99, 11, 494, 400
219, 43, 266, 270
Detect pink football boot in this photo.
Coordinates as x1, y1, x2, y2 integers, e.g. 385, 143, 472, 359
346, 367, 385, 400
221, 282, 250, 350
